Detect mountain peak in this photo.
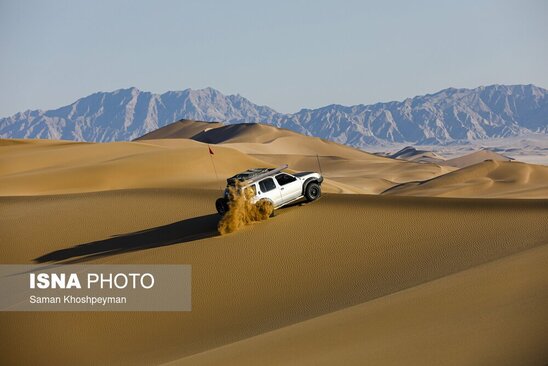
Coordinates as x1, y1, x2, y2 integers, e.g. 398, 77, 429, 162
111, 86, 141, 94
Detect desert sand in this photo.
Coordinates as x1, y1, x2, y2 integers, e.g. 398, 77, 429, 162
1, 120, 548, 365
1, 191, 547, 365
168, 244, 548, 366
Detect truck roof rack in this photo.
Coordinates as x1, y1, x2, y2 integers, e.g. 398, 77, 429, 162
227, 165, 288, 186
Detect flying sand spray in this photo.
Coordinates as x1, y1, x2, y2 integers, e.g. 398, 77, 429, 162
217, 183, 273, 235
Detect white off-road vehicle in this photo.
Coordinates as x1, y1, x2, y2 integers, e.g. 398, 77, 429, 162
215, 165, 323, 215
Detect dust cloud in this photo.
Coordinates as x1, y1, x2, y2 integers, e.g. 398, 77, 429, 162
218, 184, 273, 235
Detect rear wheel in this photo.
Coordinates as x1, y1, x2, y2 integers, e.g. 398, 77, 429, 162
215, 198, 229, 215
304, 182, 321, 202
256, 199, 275, 218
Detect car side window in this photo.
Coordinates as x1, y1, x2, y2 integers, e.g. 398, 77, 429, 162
259, 178, 276, 192
275, 173, 297, 186
245, 184, 257, 197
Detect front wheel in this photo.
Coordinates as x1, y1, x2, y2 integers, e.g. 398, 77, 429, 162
304, 182, 321, 202
215, 198, 229, 215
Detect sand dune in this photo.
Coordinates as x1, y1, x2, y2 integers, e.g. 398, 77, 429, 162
135, 119, 223, 140
1, 190, 547, 365
0, 138, 272, 195
389, 146, 446, 164
0, 121, 454, 196
384, 160, 548, 198
137, 120, 302, 144
444, 149, 513, 168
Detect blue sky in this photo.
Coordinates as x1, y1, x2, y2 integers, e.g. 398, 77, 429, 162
1, 0, 546, 116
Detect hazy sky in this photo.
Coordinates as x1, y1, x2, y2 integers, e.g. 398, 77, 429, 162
1, 0, 547, 116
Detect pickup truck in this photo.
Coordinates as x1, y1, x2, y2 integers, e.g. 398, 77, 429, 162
215, 165, 323, 215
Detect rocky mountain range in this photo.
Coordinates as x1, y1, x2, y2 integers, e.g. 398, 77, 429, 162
1, 84, 546, 147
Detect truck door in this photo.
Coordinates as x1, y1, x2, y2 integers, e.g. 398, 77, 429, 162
257, 177, 282, 207
275, 173, 302, 201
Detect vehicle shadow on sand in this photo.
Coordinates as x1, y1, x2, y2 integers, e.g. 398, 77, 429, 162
34, 214, 220, 264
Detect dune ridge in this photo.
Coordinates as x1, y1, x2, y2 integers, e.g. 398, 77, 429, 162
384, 160, 548, 198
135, 119, 223, 140
444, 149, 513, 168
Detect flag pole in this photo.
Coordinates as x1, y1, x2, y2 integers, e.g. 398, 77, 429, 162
316, 153, 323, 176
208, 145, 222, 191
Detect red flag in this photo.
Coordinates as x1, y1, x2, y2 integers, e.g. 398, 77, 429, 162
208, 146, 214, 155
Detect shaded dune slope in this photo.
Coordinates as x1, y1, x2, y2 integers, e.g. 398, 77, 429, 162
192, 123, 301, 144
135, 119, 223, 140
